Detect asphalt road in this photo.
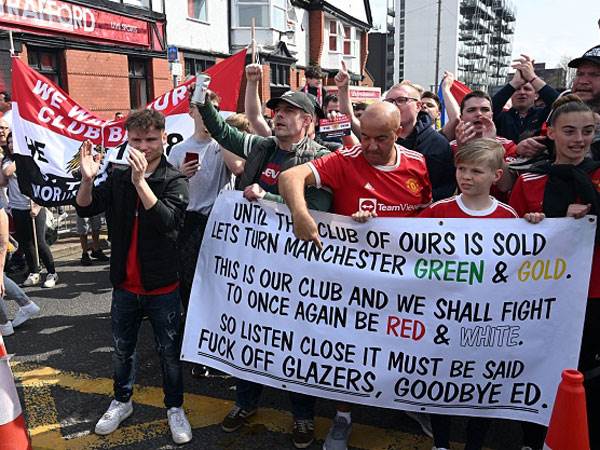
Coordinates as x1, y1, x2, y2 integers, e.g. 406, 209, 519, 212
3, 252, 525, 450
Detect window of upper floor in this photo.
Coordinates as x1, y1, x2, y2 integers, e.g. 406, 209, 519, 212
233, 0, 296, 32
188, 0, 208, 22
328, 20, 358, 57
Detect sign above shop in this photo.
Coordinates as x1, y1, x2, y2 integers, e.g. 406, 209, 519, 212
0, 0, 160, 48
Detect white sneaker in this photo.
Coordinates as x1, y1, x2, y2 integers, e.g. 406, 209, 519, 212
42, 273, 58, 288
12, 302, 41, 328
0, 321, 14, 336
167, 407, 192, 444
22, 273, 41, 286
94, 400, 133, 435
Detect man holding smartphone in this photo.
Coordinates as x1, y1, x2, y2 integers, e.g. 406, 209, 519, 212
167, 90, 244, 313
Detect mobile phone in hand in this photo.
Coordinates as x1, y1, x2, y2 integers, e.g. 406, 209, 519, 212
184, 152, 199, 164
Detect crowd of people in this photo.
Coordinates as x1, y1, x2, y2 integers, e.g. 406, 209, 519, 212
0, 40, 599, 449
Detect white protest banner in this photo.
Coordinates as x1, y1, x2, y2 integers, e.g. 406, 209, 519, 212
182, 191, 597, 426
10, 49, 247, 205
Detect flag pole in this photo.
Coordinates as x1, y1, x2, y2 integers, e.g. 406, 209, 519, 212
251, 17, 256, 63
30, 201, 40, 271
8, 31, 14, 57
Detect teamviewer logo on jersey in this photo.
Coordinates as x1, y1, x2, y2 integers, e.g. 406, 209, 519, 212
359, 198, 377, 212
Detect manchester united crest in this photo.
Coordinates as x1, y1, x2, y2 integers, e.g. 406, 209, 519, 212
406, 178, 422, 194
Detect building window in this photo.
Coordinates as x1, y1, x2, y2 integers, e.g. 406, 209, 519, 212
237, 0, 269, 27
124, 0, 150, 7
270, 63, 290, 87
28, 48, 63, 87
329, 21, 338, 51
271, 0, 286, 30
343, 26, 352, 55
188, 0, 207, 21
128, 58, 150, 109
235, 0, 287, 30
184, 57, 215, 76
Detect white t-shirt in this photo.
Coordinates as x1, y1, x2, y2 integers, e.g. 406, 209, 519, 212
167, 136, 234, 215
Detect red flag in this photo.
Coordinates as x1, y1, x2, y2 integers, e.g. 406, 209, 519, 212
205, 48, 247, 112
449, 79, 471, 106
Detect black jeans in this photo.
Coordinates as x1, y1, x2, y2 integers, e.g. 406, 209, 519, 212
111, 288, 184, 408
12, 208, 55, 274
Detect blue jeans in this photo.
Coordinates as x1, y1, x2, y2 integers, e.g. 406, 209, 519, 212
236, 379, 316, 420
0, 274, 32, 324
111, 288, 184, 408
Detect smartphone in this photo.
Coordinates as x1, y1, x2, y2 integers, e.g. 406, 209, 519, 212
184, 152, 199, 164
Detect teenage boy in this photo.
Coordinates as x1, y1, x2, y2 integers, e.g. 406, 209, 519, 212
420, 138, 517, 450
76, 109, 192, 445
452, 91, 521, 199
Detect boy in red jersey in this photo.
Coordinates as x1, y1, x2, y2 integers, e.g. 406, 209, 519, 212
421, 138, 517, 219
420, 138, 516, 450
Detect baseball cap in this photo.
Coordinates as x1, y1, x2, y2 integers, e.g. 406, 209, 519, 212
266, 91, 315, 116
568, 45, 600, 68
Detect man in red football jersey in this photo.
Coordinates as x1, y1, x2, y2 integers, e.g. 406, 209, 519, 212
280, 101, 432, 240
278, 101, 432, 449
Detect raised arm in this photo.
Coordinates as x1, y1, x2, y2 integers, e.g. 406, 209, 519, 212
492, 67, 524, 119
244, 64, 272, 137
76, 140, 101, 209
440, 71, 460, 140
197, 97, 261, 159
335, 61, 361, 137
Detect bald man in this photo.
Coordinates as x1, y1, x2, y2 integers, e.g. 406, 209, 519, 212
280, 102, 432, 241
279, 102, 432, 449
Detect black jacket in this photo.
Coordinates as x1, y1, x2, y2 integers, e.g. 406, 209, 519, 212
397, 111, 456, 201
76, 156, 189, 291
492, 84, 559, 142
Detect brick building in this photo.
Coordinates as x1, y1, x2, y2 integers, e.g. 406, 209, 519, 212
228, 0, 373, 104
0, 0, 169, 119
